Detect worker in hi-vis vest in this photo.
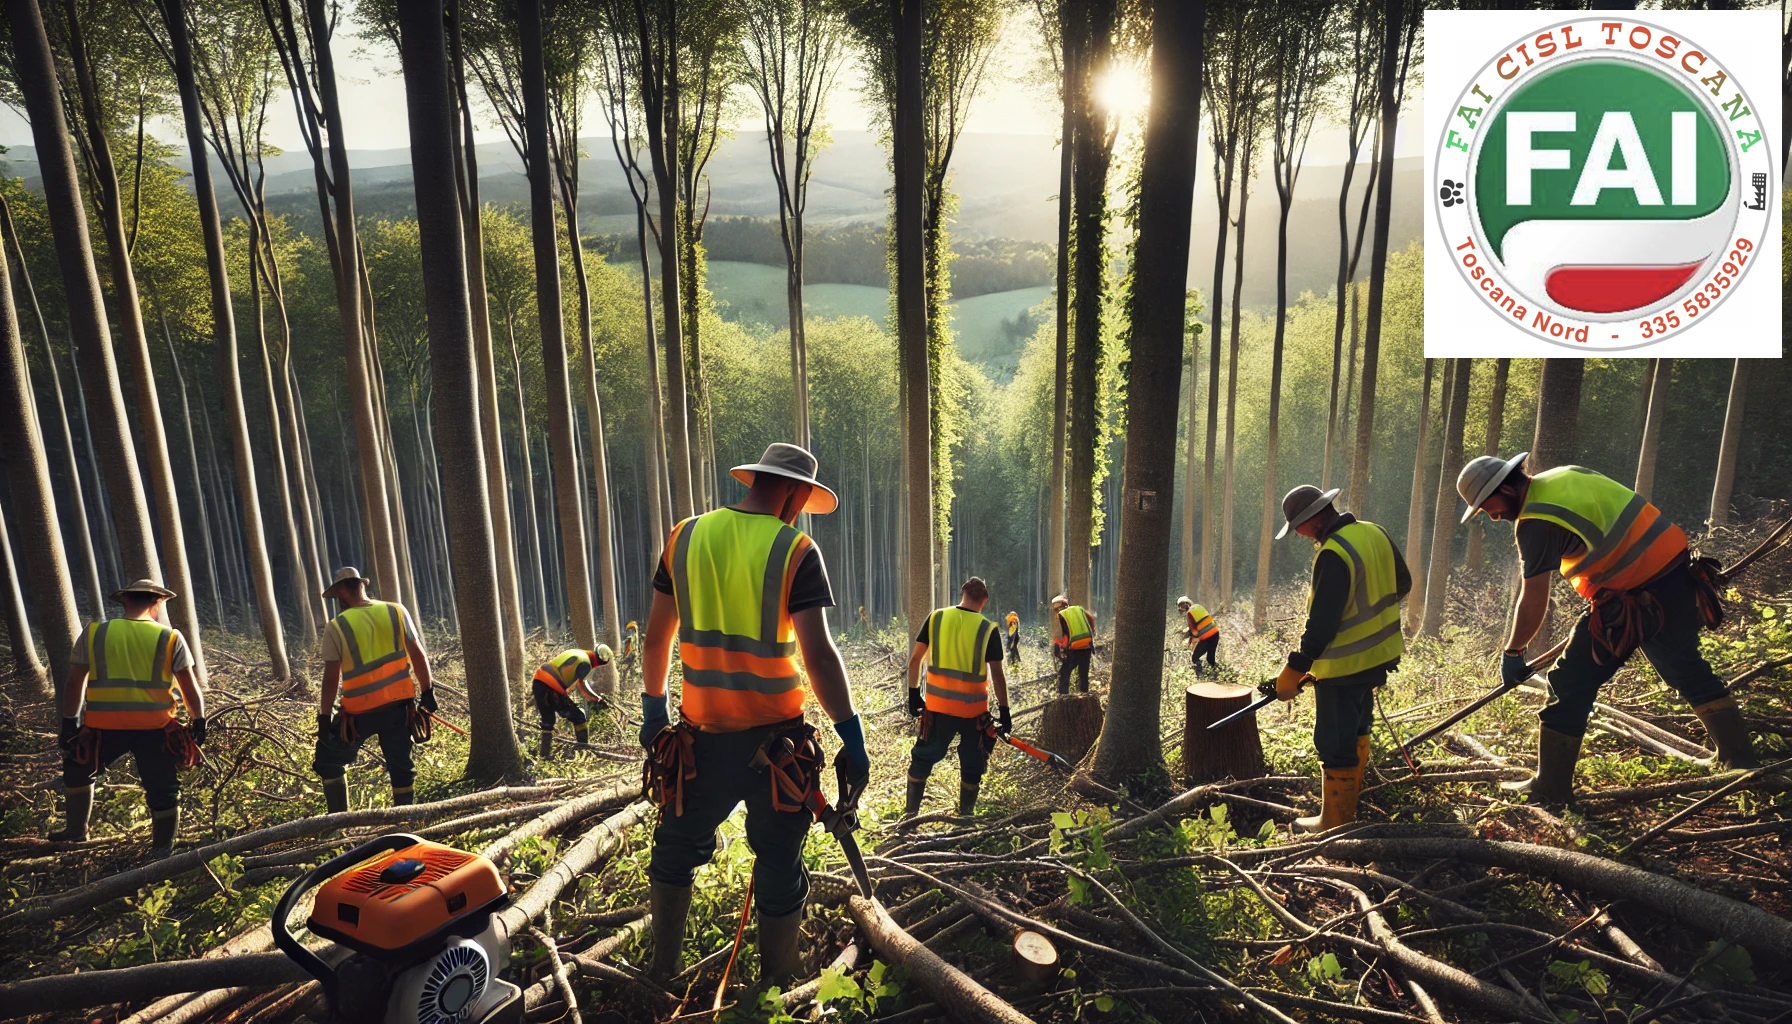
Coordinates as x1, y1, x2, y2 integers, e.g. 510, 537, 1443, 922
1050, 594, 1095, 694
904, 577, 1011, 819
531, 645, 614, 758
1178, 595, 1220, 677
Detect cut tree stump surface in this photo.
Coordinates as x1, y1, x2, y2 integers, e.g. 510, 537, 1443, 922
1183, 682, 1266, 786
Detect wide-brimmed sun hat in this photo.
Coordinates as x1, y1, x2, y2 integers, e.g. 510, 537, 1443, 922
1276, 485, 1340, 540
321, 566, 373, 598
110, 578, 175, 602
730, 442, 839, 514
1457, 451, 1529, 523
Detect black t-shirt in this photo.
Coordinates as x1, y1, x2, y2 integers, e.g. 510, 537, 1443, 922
652, 510, 835, 613
914, 610, 1006, 666
1516, 519, 1586, 580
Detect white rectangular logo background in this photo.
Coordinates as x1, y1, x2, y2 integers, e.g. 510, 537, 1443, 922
1424, 10, 1781, 358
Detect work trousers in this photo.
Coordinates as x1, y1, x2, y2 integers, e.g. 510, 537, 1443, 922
1191, 636, 1219, 673
533, 679, 589, 731
648, 722, 813, 917
1313, 679, 1378, 770
63, 728, 180, 812
1005, 635, 1021, 667
908, 711, 993, 786
1056, 648, 1092, 694
1538, 564, 1727, 739
312, 700, 415, 789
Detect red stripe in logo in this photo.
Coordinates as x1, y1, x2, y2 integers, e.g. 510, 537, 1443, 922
1543, 262, 1704, 315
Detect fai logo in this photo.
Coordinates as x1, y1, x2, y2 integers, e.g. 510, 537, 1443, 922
1434, 17, 1773, 350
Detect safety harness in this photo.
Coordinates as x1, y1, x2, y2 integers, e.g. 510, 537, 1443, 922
70, 722, 202, 770
643, 719, 698, 818
755, 721, 825, 815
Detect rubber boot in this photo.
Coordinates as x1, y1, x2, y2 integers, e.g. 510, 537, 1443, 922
392, 784, 415, 806
757, 908, 803, 989
573, 722, 590, 748
538, 729, 554, 760
1692, 697, 1760, 770
958, 782, 980, 817
1295, 764, 1363, 833
1356, 734, 1372, 774
1501, 727, 1582, 805
49, 784, 93, 842
322, 776, 349, 814
648, 880, 692, 984
149, 808, 178, 860
903, 776, 926, 820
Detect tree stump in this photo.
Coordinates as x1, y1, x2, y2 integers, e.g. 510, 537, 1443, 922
1038, 694, 1104, 766
1183, 682, 1266, 786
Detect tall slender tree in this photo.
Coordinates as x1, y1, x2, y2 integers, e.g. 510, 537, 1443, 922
1530, 358, 1583, 472
1634, 358, 1670, 499
1219, 53, 1265, 609
0, 501, 46, 694
1403, 358, 1435, 634
1045, 0, 1075, 618
1422, 359, 1472, 636
1710, 359, 1749, 527
1465, 356, 1509, 571
895, 0, 931, 635
1323, 0, 1381, 492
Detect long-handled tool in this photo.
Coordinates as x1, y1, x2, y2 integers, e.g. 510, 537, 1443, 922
1207, 677, 1304, 731
805, 762, 874, 900
1003, 734, 1073, 771
1401, 636, 1571, 760
427, 710, 468, 737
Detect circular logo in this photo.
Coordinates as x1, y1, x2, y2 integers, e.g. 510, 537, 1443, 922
1435, 19, 1773, 349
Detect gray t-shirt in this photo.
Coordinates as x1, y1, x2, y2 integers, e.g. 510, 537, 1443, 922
69, 620, 194, 674
320, 603, 422, 663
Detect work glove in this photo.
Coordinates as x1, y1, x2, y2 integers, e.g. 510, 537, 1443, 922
997, 705, 1012, 738
1275, 663, 1309, 702
59, 717, 80, 752
418, 687, 438, 714
190, 717, 207, 747
906, 687, 925, 717
833, 714, 871, 791
1501, 649, 1531, 688
639, 692, 670, 748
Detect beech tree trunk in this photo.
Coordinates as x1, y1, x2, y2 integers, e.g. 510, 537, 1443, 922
247, 228, 316, 644
1634, 358, 1669, 499
1465, 357, 1509, 571
1530, 358, 1584, 472
1422, 359, 1472, 637
896, 0, 932, 637
1403, 359, 1436, 634
152, 303, 222, 628
1045, 9, 1074, 620
507, 321, 550, 630
1220, 126, 1254, 609
0, 501, 46, 694
1200, 77, 1237, 608
1709, 359, 1748, 527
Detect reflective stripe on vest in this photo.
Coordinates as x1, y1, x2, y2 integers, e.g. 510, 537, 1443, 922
333, 602, 415, 713
668, 509, 812, 731
924, 607, 994, 716
1518, 467, 1689, 601
1188, 605, 1219, 643
534, 649, 593, 698
83, 618, 179, 730
1057, 606, 1093, 650
1310, 521, 1405, 679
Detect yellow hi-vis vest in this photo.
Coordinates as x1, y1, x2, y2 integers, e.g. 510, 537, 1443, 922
1187, 604, 1219, 642
1309, 521, 1405, 679
1056, 605, 1093, 650
666, 508, 812, 731
1518, 467, 1688, 601
924, 606, 994, 716
535, 649, 599, 702
331, 601, 416, 713
82, 618, 181, 730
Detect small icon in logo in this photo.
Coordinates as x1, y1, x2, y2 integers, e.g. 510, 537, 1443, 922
1439, 179, 1464, 207
1745, 172, 1767, 211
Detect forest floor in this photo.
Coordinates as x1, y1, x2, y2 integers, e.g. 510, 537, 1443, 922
3, 511, 1791, 1024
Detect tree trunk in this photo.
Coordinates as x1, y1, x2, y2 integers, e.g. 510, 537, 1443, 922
634, 203, 668, 558
1201, 102, 1236, 608
1709, 359, 1748, 527
1422, 359, 1472, 637
1403, 359, 1435, 634
64, 351, 123, 590
637, 9, 694, 522
1181, 317, 1198, 600
1046, 11, 1074, 619
788, 221, 809, 447
247, 227, 317, 644
1220, 129, 1254, 609
1348, 0, 1405, 519
1091, 0, 1203, 784
1530, 358, 1584, 472
398, 0, 522, 780
896, 0, 932, 637
0, 498, 46, 694
1182, 682, 1265, 785
162, 0, 290, 680
1634, 359, 1669, 499
1041, 693, 1104, 767
506, 321, 550, 632
1466, 357, 1509, 571
152, 302, 222, 628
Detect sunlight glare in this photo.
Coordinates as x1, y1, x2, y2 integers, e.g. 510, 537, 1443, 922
1093, 62, 1149, 118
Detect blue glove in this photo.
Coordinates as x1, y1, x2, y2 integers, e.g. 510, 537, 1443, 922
1501, 650, 1530, 688
833, 714, 870, 789
639, 693, 670, 748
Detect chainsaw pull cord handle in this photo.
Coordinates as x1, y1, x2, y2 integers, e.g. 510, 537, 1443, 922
272, 832, 425, 1010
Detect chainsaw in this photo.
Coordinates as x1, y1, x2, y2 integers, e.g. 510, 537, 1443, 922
274, 833, 524, 1024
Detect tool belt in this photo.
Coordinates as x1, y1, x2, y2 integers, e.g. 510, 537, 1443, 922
1687, 555, 1729, 630
976, 712, 998, 755
916, 708, 933, 743
163, 720, 202, 770
756, 719, 824, 818
1588, 586, 1666, 667
69, 725, 101, 769
407, 700, 432, 744
643, 719, 698, 817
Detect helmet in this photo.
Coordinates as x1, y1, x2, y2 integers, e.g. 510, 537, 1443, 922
591, 644, 614, 665
625, 621, 638, 632
1176, 595, 1192, 608
1050, 594, 1069, 609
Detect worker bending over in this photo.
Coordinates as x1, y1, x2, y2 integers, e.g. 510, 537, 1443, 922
1178, 596, 1220, 677
904, 578, 1012, 819
313, 567, 436, 812
1459, 453, 1756, 805
1004, 611, 1022, 669
532, 645, 614, 758
1050, 595, 1096, 694
639, 443, 868, 989
52, 579, 206, 859
1275, 486, 1411, 832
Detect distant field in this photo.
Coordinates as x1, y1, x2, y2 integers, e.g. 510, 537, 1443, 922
706, 260, 1050, 379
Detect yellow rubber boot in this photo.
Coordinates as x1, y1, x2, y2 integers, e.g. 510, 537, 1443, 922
1295, 764, 1364, 833
1356, 734, 1372, 773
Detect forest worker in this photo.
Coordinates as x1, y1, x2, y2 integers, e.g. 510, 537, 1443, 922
1004, 611, 1022, 669
313, 567, 437, 812
1458, 453, 1757, 804
903, 578, 1012, 819
1050, 594, 1096, 694
637, 442, 868, 989
1179, 595, 1221, 677
1276, 485, 1411, 832
51, 579, 206, 859
618, 620, 640, 685
531, 644, 615, 758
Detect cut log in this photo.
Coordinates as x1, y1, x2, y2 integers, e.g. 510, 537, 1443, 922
1012, 929, 1058, 982
846, 896, 1033, 1024
1038, 693, 1104, 766
1182, 682, 1266, 785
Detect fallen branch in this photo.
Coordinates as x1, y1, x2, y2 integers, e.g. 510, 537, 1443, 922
781, 942, 860, 1008
480, 777, 642, 862
530, 923, 583, 1024
846, 896, 1032, 1024
1618, 757, 1792, 855
0, 953, 308, 1016
498, 800, 652, 934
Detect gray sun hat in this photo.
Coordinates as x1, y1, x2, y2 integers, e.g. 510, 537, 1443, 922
1457, 451, 1529, 524
321, 566, 373, 598
111, 578, 175, 602
1276, 485, 1340, 540
730, 442, 839, 514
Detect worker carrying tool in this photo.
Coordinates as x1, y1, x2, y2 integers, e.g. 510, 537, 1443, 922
1275, 485, 1411, 832
1004, 611, 1022, 669
1458, 453, 1758, 805
1050, 595, 1096, 694
904, 577, 1012, 820
1178, 596, 1220, 677
313, 567, 437, 813
637, 443, 868, 990
618, 620, 640, 686
531, 645, 614, 758
50, 579, 206, 860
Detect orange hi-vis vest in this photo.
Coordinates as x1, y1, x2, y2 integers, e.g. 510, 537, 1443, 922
1187, 605, 1219, 643
666, 508, 814, 732
330, 601, 416, 714
535, 649, 600, 702
1518, 467, 1689, 601
1055, 605, 1093, 650
923, 606, 995, 717
82, 618, 183, 730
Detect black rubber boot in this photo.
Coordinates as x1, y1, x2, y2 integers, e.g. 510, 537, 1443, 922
757, 908, 803, 989
958, 782, 980, 816
649, 880, 692, 984
573, 722, 590, 748
149, 808, 178, 860
1692, 697, 1760, 769
538, 729, 555, 760
392, 785, 415, 806
322, 776, 349, 814
49, 784, 93, 843
1501, 727, 1582, 806
902, 776, 926, 820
